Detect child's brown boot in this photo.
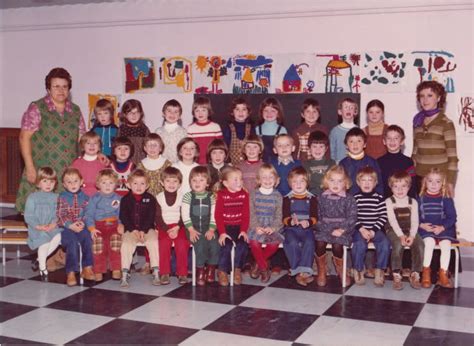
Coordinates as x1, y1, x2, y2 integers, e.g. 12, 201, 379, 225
353, 269, 365, 285
409, 271, 421, 290
234, 268, 242, 285
437, 269, 453, 288
373, 269, 385, 287
333, 256, 351, 286
67, 272, 77, 286
260, 269, 271, 283
316, 254, 327, 287
392, 272, 403, 290
94, 273, 103, 282
206, 265, 216, 283
196, 267, 206, 286
218, 270, 229, 286
250, 263, 260, 279
421, 267, 432, 288
296, 273, 307, 286
81, 266, 95, 281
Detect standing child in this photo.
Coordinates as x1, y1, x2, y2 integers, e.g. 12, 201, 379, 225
118, 99, 150, 165
25, 167, 62, 282
363, 99, 388, 159
155, 99, 187, 164
255, 97, 288, 162
282, 167, 317, 286
119, 169, 159, 287
237, 134, 264, 192
385, 171, 424, 290
182, 166, 219, 286
223, 97, 254, 166
207, 139, 231, 191
71, 131, 107, 197
351, 167, 390, 286
137, 133, 171, 196
314, 165, 357, 286
110, 136, 136, 197
85, 169, 123, 282
419, 169, 457, 289
270, 134, 301, 197
215, 167, 250, 286
91, 98, 118, 157
186, 96, 223, 164
292, 98, 328, 161
56, 168, 94, 286
329, 97, 358, 163
302, 131, 335, 196
172, 137, 200, 194
248, 164, 284, 283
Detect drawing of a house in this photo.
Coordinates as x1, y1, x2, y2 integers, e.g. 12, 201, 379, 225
282, 64, 302, 92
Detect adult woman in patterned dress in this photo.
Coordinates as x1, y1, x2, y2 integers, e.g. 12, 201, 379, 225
16, 67, 86, 213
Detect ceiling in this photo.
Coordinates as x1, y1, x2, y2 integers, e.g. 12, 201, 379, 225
0, 0, 126, 9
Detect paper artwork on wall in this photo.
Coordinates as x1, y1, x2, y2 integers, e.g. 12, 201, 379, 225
411, 50, 457, 93
157, 56, 193, 93
314, 53, 361, 93
194, 55, 233, 94
458, 96, 474, 134
124, 58, 156, 93
360, 51, 408, 92
228, 54, 274, 94
87, 94, 121, 128
272, 54, 316, 94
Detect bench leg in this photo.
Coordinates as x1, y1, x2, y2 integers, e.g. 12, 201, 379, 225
192, 248, 196, 286
17, 246, 21, 259
79, 243, 84, 285
2, 246, 5, 266
230, 245, 235, 287
342, 246, 347, 288
454, 247, 460, 288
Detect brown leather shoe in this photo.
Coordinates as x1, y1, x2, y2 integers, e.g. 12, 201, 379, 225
112, 270, 122, 280
333, 256, 351, 286
316, 254, 327, 287
250, 263, 260, 279
260, 269, 271, 283
206, 265, 216, 283
392, 272, 404, 290
94, 273, 103, 282
197, 267, 206, 286
421, 267, 432, 288
67, 272, 77, 286
409, 272, 421, 290
437, 269, 453, 288
81, 266, 95, 281
234, 268, 242, 285
218, 270, 229, 286
296, 273, 307, 286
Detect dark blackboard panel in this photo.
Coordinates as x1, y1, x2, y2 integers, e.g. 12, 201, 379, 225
195, 93, 360, 134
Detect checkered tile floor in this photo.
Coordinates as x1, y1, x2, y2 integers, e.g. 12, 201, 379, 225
1, 247, 474, 345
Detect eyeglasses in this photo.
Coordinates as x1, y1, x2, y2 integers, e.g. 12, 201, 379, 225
50, 85, 69, 90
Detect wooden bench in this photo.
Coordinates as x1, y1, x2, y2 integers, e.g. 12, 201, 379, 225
0, 219, 28, 266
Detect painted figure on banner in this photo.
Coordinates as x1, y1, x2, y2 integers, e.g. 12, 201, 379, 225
316, 54, 360, 93
230, 55, 273, 94
159, 56, 193, 93
458, 96, 473, 133
195, 56, 229, 94
361, 51, 407, 91
276, 63, 315, 93
412, 50, 457, 93
124, 58, 156, 93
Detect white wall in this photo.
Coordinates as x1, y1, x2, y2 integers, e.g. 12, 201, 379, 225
1, 0, 473, 237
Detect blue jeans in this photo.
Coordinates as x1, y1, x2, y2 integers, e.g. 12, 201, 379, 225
351, 230, 390, 271
218, 225, 249, 273
283, 226, 315, 276
61, 228, 93, 273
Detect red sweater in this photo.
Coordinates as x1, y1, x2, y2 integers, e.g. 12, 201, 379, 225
215, 188, 250, 234
71, 157, 107, 197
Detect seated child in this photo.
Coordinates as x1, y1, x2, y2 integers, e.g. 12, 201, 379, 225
270, 134, 302, 197
329, 97, 358, 163
339, 127, 383, 196
110, 136, 136, 197
282, 167, 317, 286
119, 169, 159, 287
25, 167, 62, 282
56, 168, 94, 286
237, 134, 264, 192
215, 167, 250, 286
351, 167, 390, 287
172, 137, 200, 194
182, 166, 219, 286
248, 164, 284, 283
419, 169, 457, 289
85, 169, 123, 282
91, 98, 118, 157
385, 171, 424, 290
314, 165, 357, 286
155, 167, 190, 285
207, 139, 231, 191
302, 131, 335, 196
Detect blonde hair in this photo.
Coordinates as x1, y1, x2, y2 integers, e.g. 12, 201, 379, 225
356, 167, 378, 186
256, 163, 280, 188
273, 133, 294, 147
321, 165, 352, 191
219, 166, 242, 191
420, 168, 448, 197
96, 168, 118, 185
79, 131, 102, 155
35, 166, 58, 186
388, 171, 412, 189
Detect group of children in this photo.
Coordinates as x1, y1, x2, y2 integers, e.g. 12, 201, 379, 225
24, 94, 457, 290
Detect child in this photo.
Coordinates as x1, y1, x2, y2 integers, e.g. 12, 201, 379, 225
186, 96, 223, 164
215, 167, 250, 286
237, 134, 264, 192
155, 167, 190, 285
282, 167, 317, 286
181, 166, 219, 286
119, 169, 159, 287
172, 137, 200, 194
363, 99, 388, 159
110, 136, 136, 197
292, 98, 328, 161
118, 99, 150, 165
155, 99, 187, 163
248, 164, 284, 283
222, 97, 254, 166
339, 128, 383, 196
91, 98, 118, 157
56, 168, 94, 286
351, 167, 390, 286
270, 134, 301, 197
84, 169, 123, 282
378, 125, 417, 198
302, 131, 335, 196
329, 97, 358, 163
314, 165, 357, 286
71, 131, 107, 197
207, 138, 231, 191
385, 171, 424, 290
255, 97, 288, 162
418, 169, 457, 289
24, 167, 62, 282
137, 133, 172, 196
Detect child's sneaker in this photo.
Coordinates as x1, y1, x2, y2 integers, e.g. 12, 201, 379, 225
152, 273, 161, 286
353, 270, 366, 285
140, 263, 151, 275
392, 272, 403, 290
409, 271, 421, 290
373, 269, 385, 287
120, 272, 130, 288
39, 269, 49, 282
178, 276, 188, 285
160, 274, 170, 285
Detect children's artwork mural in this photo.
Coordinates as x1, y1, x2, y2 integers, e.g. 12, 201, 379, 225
158, 56, 193, 93
87, 94, 121, 128
458, 96, 474, 134
273, 54, 316, 94
411, 50, 457, 93
315, 53, 361, 93
124, 58, 156, 93
360, 51, 408, 92
194, 55, 231, 94
230, 54, 274, 94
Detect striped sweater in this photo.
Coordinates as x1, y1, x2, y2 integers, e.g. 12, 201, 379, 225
412, 112, 458, 184
186, 121, 223, 164
215, 188, 250, 234
353, 191, 387, 232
